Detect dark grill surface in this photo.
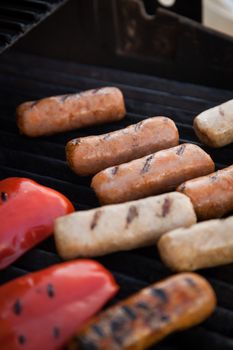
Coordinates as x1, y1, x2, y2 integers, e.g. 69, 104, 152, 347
0, 50, 233, 350
0, 0, 67, 54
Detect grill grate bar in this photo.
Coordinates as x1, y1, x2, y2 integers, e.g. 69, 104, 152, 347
0, 0, 67, 54
0, 51, 233, 349
2, 51, 232, 103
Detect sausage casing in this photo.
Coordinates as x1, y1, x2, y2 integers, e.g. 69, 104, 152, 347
158, 215, 233, 271
16, 87, 126, 137
54, 192, 196, 260
66, 117, 179, 176
177, 165, 233, 220
193, 99, 233, 147
68, 273, 216, 350
91, 143, 215, 205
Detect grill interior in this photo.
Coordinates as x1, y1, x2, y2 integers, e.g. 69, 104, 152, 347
0, 0, 67, 54
0, 49, 233, 349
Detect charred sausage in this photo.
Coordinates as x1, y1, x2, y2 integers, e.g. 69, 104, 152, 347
16, 87, 126, 137
158, 215, 233, 271
54, 192, 196, 260
66, 117, 179, 176
91, 143, 215, 205
193, 99, 233, 147
68, 273, 216, 350
177, 165, 233, 220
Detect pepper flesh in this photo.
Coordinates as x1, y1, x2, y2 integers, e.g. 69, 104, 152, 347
0, 177, 74, 269
0, 259, 118, 350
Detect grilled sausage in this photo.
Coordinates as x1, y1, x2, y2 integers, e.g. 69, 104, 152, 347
16, 87, 126, 137
91, 143, 215, 205
158, 215, 233, 271
68, 273, 216, 350
177, 165, 233, 220
193, 99, 233, 147
66, 117, 179, 176
54, 192, 196, 260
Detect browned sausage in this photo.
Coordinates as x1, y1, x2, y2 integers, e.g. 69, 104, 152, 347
91, 143, 215, 205
66, 117, 179, 176
177, 165, 233, 220
16, 87, 126, 137
68, 273, 216, 350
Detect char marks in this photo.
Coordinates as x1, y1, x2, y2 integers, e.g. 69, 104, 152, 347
122, 305, 137, 320
176, 144, 186, 156
126, 205, 138, 228
141, 154, 154, 174
162, 198, 171, 217
103, 133, 111, 141
219, 106, 225, 116
134, 120, 144, 132
18, 335, 26, 345
47, 283, 55, 298
53, 326, 60, 339
210, 173, 218, 182
111, 166, 119, 175
1, 191, 8, 202
178, 183, 186, 192
60, 94, 70, 103
70, 138, 81, 146
90, 210, 102, 230
91, 325, 105, 337
92, 87, 102, 94
185, 277, 197, 289
13, 299, 22, 315
151, 288, 168, 303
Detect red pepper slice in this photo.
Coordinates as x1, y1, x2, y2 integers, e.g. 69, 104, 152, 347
0, 259, 118, 350
0, 177, 74, 269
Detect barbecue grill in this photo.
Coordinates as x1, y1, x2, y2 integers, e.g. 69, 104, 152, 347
0, 1, 233, 349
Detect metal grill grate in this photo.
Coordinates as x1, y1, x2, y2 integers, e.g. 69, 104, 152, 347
0, 0, 67, 54
0, 50, 233, 350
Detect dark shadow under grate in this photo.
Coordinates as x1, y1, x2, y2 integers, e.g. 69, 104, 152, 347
0, 50, 233, 350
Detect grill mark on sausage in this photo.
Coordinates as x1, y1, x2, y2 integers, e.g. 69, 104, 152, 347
30, 101, 38, 108
176, 144, 186, 156
103, 133, 111, 140
141, 154, 154, 174
125, 205, 138, 228
111, 166, 119, 176
210, 172, 218, 182
161, 314, 170, 322
219, 106, 225, 116
92, 87, 103, 94
60, 94, 70, 103
122, 305, 137, 320
70, 138, 81, 146
91, 325, 105, 337
134, 120, 143, 132
74, 335, 98, 349
151, 288, 168, 303
185, 277, 198, 290
135, 301, 150, 311
90, 210, 102, 230
162, 198, 171, 217
178, 183, 186, 192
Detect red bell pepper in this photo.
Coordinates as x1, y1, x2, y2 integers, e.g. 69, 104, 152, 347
0, 177, 74, 269
0, 259, 118, 350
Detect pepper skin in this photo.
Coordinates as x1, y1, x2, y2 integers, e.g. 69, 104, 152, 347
0, 177, 74, 269
0, 259, 118, 350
